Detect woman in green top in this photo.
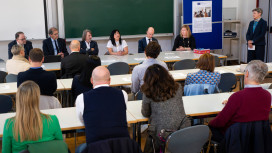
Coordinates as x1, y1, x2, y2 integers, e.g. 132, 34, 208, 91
2, 81, 63, 153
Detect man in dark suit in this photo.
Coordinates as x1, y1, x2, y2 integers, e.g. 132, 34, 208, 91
17, 48, 57, 96
42, 27, 69, 58
246, 8, 267, 62
80, 29, 99, 55
61, 40, 89, 78
8, 32, 33, 59
138, 27, 160, 53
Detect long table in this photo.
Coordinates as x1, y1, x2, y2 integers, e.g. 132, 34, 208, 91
0, 51, 227, 72
0, 107, 137, 138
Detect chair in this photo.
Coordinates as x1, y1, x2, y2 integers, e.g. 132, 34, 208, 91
0, 95, 13, 113
27, 140, 69, 153
44, 55, 61, 63
224, 120, 272, 153
172, 59, 196, 70
214, 56, 220, 67
107, 62, 129, 75
134, 91, 143, 100
166, 125, 209, 153
184, 84, 219, 96
39, 95, 62, 110
218, 73, 237, 92
0, 58, 5, 62
5, 74, 18, 83
82, 137, 142, 153
0, 71, 7, 83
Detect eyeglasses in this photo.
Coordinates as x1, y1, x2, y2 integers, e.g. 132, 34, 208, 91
18, 37, 27, 41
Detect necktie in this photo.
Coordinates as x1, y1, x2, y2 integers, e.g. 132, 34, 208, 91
54, 40, 60, 54
148, 39, 151, 44
253, 21, 258, 33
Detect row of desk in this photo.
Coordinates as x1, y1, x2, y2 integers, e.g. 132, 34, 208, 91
0, 66, 244, 95
1, 89, 271, 138
0, 51, 227, 72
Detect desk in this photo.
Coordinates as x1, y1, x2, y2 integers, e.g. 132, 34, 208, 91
58, 67, 241, 91
158, 51, 227, 63
0, 51, 227, 72
0, 107, 137, 138
0, 80, 65, 95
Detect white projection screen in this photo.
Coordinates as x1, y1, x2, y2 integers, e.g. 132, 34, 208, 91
0, 0, 46, 41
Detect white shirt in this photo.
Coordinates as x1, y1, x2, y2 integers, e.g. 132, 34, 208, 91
106, 40, 128, 52
85, 41, 91, 50
145, 37, 152, 46
75, 84, 128, 124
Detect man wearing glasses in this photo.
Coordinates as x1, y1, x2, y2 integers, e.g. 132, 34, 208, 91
8, 31, 33, 59
42, 27, 69, 58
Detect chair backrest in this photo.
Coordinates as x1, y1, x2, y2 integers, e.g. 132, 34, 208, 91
0, 58, 5, 62
39, 95, 62, 110
134, 91, 143, 100
184, 84, 219, 96
214, 56, 220, 67
0, 71, 7, 83
224, 120, 272, 153
166, 125, 209, 153
27, 140, 69, 153
44, 55, 61, 63
0, 95, 13, 113
5, 74, 18, 83
218, 73, 236, 92
107, 62, 129, 75
85, 137, 142, 153
173, 59, 196, 70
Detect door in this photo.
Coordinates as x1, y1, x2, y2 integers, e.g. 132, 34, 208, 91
259, 0, 272, 62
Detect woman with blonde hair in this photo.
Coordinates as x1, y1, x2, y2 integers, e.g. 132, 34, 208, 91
2, 81, 63, 153
172, 25, 196, 51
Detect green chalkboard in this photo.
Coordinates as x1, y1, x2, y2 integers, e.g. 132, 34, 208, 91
63, 0, 173, 38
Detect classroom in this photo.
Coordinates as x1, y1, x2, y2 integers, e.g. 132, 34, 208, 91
0, 0, 272, 153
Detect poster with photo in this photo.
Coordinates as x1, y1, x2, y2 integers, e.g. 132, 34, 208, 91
192, 1, 212, 33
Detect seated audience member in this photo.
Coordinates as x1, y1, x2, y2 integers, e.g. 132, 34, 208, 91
138, 27, 159, 53
106, 29, 128, 55
131, 41, 168, 94
172, 25, 196, 51
71, 55, 101, 103
8, 31, 33, 59
17, 48, 57, 96
75, 66, 129, 151
184, 53, 220, 95
80, 29, 99, 55
141, 64, 190, 153
6, 45, 30, 75
209, 60, 271, 145
2, 81, 63, 153
61, 40, 89, 78
42, 27, 69, 58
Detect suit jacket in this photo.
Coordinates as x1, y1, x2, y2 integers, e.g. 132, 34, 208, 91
61, 52, 89, 79
8, 40, 33, 59
138, 37, 159, 53
246, 18, 267, 46
80, 41, 99, 55
17, 67, 57, 96
42, 38, 69, 56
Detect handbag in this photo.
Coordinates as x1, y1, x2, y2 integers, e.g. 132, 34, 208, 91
158, 115, 189, 142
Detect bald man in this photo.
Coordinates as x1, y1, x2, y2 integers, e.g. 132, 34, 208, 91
138, 27, 160, 53
75, 66, 129, 146
60, 40, 89, 78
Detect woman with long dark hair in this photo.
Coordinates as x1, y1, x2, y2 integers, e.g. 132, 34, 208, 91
106, 29, 128, 55
141, 64, 190, 153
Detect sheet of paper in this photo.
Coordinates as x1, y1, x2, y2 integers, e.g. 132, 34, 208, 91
164, 56, 180, 59
134, 58, 146, 61
122, 77, 131, 82
171, 73, 186, 78
0, 85, 10, 90
192, 1, 212, 33
248, 45, 255, 50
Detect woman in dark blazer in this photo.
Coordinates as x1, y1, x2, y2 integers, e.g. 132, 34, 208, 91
172, 25, 196, 51
80, 29, 99, 55
71, 55, 101, 103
